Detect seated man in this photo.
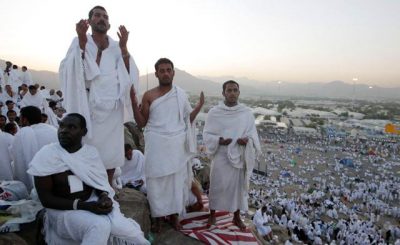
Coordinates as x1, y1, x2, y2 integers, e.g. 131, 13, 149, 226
121, 144, 146, 193
253, 206, 273, 241
28, 113, 149, 245
186, 179, 204, 213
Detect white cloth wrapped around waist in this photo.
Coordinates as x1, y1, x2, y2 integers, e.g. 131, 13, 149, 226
144, 131, 192, 178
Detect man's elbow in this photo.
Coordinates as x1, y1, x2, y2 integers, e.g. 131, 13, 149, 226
37, 197, 52, 208
136, 120, 146, 128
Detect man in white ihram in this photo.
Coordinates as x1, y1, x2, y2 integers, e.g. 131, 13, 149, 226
28, 113, 149, 245
10, 106, 57, 191
203, 80, 261, 230
20, 85, 46, 111
59, 5, 139, 184
130, 58, 204, 232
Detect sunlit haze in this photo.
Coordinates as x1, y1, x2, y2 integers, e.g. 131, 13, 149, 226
1, 0, 399, 87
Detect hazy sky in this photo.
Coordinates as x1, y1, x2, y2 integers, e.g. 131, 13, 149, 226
1, 0, 399, 87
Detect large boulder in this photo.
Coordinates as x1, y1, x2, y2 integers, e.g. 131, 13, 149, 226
0, 232, 28, 245
117, 188, 151, 235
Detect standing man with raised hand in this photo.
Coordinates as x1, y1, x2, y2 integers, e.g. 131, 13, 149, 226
130, 58, 204, 232
60, 5, 139, 185
203, 80, 261, 231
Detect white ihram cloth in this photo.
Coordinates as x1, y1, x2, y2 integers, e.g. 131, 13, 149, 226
253, 209, 272, 236
20, 92, 46, 111
59, 34, 139, 169
2, 91, 19, 104
7, 69, 22, 93
144, 86, 196, 217
43, 106, 60, 128
0, 71, 5, 87
203, 102, 261, 212
10, 123, 57, 190
21, 71, 33, 86
120, 150, 146, 192
0, 131, 14, 181
27, 143, 149, 245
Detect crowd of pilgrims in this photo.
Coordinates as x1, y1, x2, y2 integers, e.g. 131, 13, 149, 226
0, 61, 65, 133
249, 133, 400, 244
2, 61, 400, 244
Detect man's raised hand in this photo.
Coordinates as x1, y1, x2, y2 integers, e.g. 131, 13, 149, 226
76, 19, 89, 50
198, 91, 205, 107
117, 25, 129, 52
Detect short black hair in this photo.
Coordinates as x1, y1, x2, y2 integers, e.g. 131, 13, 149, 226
5, 100, 14, 106
6, 110, 16, 116
20, 106, 42, 125
89, 5, 106, 19
28, 85, 37, 90
49, 101, 57, 108
222, 80, 240, 92
154, 58, 174, 71
65, 113, 87, 130
124, 143, 133, 152
4, 123, 16, 134
0, 115, 6, 121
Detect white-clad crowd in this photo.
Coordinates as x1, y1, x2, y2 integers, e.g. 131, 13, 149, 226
251, 133, 400, 244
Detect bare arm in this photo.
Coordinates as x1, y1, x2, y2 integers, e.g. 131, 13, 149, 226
190, 91, 204, 123
191, 181, 203, 204
34, 176, 112, 215
130, 86, 150, 128
34, 176, 75, 211
117, 25, 130, 73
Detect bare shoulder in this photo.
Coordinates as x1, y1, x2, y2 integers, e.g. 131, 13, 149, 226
144, 87, 163, 105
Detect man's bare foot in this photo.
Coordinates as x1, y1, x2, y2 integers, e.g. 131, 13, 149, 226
187, 202, 204, 212
207, 214, 216, 228
233, 216, 246, 231
151, 218, 161, 233
169, 214, 182, 230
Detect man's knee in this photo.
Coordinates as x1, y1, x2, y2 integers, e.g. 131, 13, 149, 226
87, 216, 111, 235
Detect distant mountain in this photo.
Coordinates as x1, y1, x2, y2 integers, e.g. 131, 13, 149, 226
1, 58, 399, 99
139, 69, 257, 96
139, 69, 222, 96
260, 80, 400, 100
200, 75, 400, 100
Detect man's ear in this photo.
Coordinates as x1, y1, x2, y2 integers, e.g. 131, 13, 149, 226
83, 128, 88, 136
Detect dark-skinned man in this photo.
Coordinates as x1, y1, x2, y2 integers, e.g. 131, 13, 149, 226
28, 113, 149, 244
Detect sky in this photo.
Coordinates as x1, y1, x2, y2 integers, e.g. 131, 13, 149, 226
1, 0, 399, 87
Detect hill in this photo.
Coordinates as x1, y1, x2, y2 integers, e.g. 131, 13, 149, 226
1, 58, 399, 99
